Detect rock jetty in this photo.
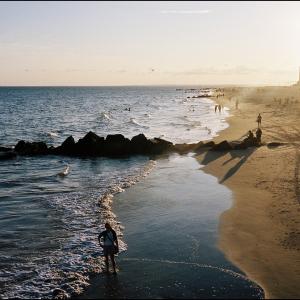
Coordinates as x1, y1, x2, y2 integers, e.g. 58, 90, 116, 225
0, 131, 262, 160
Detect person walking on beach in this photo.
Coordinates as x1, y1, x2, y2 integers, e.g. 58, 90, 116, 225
256, 113, 262, 128
215, 104, 218, 113
98, 222, 119, 274
235, 99, 239, 110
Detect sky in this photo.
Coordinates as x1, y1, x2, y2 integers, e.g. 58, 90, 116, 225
0, 1, 300, 86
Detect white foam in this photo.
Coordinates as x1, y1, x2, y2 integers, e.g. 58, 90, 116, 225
129, 118, 149, 129
0, 160, 156, 299
48, 132, 59, 138
100, 112, 112, 121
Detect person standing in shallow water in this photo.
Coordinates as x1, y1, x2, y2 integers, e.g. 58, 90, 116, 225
257, 113, 262, 128
98, 222, 119, 274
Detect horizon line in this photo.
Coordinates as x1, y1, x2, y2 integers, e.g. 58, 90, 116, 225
0, 83, 291, 88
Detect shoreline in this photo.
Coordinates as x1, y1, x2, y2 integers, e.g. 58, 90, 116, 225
195, 86, 300, 298
78, 154, 263, 299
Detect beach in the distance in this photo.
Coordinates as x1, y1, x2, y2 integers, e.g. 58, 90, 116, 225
196, 85, 300, 299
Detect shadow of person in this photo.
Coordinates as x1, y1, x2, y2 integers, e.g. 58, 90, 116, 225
102, 272, 122, 298
199, 149, 229, 166
219, 147, 256, 183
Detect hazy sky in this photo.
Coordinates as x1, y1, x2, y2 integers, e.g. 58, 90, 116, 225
1, 1, 300, 86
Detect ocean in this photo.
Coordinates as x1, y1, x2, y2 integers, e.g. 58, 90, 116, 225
0, 86, 230, 298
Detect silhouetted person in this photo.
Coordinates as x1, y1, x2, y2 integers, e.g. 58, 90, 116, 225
243, 130, 257, 147
256, 127, 262, 144
218, 104, 221, 113
215, 105, 218, 113
247, 130, 254, 139
235, 99, 239, 110
256, 113, 262, 128
98, 222, 119, 274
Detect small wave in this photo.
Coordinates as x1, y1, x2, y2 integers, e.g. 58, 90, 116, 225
100, 112, 112, 121
129, 118, 149, 129
48, 132, 59, 138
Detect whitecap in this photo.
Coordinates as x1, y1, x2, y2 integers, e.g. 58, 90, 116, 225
129, 118, 149, 129
100, 112, 112, 121
48, 132, 59, 138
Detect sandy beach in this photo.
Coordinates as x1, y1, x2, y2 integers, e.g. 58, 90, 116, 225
196, 85, 300, 299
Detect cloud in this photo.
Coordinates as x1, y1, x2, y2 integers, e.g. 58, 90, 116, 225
160, 9, 211, 14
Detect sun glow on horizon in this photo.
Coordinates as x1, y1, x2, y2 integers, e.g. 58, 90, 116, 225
0, 1, 299, 86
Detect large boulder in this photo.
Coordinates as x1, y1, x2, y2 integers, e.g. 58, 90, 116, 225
104, 134, 131, 156
106, 134, 127, 144
193, 140, 215, 152
211, 140, 233, 151
14, 140, 26, 153
174, 141, 203, 154
53, 136, 76, 155
61, 136, 76, 151
130, 134, 152, 154
14, 140, 48, 155
76, 131, 105, 156
149, 137, 174, 154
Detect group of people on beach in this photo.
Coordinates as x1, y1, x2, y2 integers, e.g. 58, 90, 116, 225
245, 113, 263, 145
273, 97, 299, 106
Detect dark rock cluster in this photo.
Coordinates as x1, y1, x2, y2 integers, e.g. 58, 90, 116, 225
210, 134, 261, 151
13, 132, 175, 157
0, 130, 263, 160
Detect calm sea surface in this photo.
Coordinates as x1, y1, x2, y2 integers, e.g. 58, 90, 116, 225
0, 87, 230, 298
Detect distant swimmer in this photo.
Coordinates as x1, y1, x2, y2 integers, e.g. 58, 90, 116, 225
58, 165, 70, 177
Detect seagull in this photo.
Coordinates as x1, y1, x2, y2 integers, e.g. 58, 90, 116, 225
58, 165, 70, 177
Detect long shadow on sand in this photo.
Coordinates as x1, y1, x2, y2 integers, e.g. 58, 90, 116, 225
198, 147, 256, 184
219, 147, 256, 183
198, 148, 229, 165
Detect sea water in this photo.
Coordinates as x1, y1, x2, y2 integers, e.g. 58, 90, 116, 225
0, 86, 229, 298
